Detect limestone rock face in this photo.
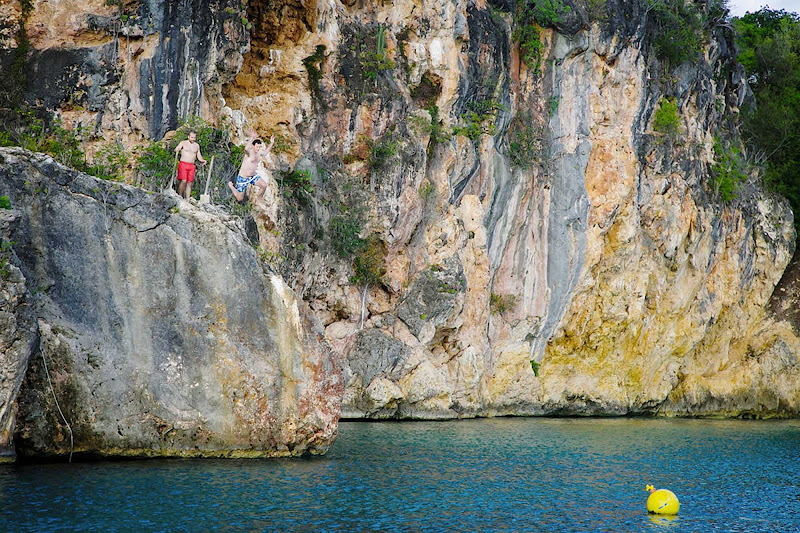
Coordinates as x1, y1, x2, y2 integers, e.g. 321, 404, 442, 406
4, 0, 800, 421
238, 0, 800, 418
0, 147, 342, 459
0, 0, 249, 146
0, 209, 37, 463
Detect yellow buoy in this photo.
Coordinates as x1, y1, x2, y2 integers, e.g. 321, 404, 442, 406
645, 485, 680, 515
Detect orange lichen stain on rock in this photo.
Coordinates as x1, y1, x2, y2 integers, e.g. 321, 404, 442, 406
584, 138, 637, 227
221, 0, 324, 157
248, 0, 317, 46
26, 0, 116, 48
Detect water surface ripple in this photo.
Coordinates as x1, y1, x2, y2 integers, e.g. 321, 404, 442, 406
1, 418, 799, 532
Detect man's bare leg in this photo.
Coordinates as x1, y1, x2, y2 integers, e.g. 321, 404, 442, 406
184, 182, 192, 200
255, 178, 268, 199
227, 182, 245, 203
178, 179, 186, 197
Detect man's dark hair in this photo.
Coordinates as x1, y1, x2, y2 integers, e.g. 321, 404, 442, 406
253, 139, 263, 145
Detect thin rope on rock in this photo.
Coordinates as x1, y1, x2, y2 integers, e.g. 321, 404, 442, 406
41, 346, 74, 463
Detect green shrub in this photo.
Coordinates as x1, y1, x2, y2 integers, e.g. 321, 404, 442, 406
711, 137, 747, 202
0, 108, 100, 173
508, 114, 543, 169
409, 105, 451, 154
302, 44, 327, 106
136, 141, 174, 190
0, 239, 13, 279
649, 0, 704, 66
530, 360, 540, 376
419, 180, 435, 203
653, 97, 680, 139
329, 211, 365, 258
267, 132, 292, 155
351, 235, 386, 287
279, 168, 314, 196
0, 107, 132, 181
490, 292, 518, 315
586, 0, 608, 22
87, 142, 128, 181
548, 95, 560, 116
367, 137, 397, 170
0, 196, 10, 210
513, 0, 570, 70
735, 8, 800, 228
453, 99, 503, 141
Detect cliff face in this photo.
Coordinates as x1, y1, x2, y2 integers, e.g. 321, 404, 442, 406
0, 147, 342, 459
1, 0, 799, 438
0, 208, 37, 462
227, 0, 798, 418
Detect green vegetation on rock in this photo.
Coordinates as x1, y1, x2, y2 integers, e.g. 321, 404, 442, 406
513, 0, 570, 70
652, 97, 680, 140
329, 209, 367, 259
409, 105, 451, 155
302, 45, 327, 107
367, 136, 398, 171
279, 168, 314, 198
711, 136, 747, 202
0, 108, 126, 180
453, 99, 504, 141
508, 113, 543, 170
490, 292, 517, 315
0, 239, 13, 279
648, 0, 705, 67
351, 235, 386, 288
360, 25, 395, 80
735, 8, 800, 224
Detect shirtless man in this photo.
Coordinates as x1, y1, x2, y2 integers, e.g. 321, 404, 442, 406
174, 131, 207, 200
228, 131, 274, 203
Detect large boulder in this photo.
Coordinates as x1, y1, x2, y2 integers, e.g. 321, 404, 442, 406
0, 147, 342, 459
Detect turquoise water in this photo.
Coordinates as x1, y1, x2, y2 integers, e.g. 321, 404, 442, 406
1, 418, 799, 532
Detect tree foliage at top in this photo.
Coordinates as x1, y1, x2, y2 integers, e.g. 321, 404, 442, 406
648, 0, 706, 66
735, 9, 800, 224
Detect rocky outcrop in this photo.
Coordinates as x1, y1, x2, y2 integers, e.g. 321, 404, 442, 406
0, 147, 342, 459
3, 0, 800, 424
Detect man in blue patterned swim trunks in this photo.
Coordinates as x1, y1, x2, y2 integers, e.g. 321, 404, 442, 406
228, 130, 274, 203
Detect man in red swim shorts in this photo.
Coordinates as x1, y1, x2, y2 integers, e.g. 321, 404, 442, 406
174, 131, 207, 200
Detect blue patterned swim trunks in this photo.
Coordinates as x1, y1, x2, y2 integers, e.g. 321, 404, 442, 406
235, 174, 263, 193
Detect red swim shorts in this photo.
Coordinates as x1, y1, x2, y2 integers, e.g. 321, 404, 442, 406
177, 161, 196, 183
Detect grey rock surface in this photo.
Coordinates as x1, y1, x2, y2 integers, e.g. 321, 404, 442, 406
0, 147, 342, 459
0, 209, 37, 463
